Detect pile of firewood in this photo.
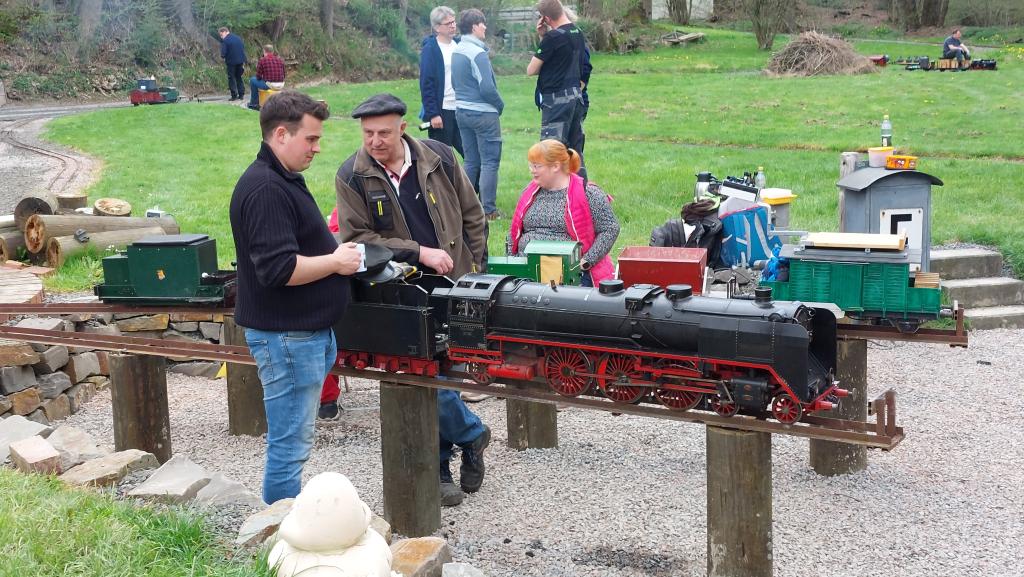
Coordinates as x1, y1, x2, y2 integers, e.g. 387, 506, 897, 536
0, 192, 178, 267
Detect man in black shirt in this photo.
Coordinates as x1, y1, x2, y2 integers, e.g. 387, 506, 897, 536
527, 0, 588, 179
229, 90, 362, 504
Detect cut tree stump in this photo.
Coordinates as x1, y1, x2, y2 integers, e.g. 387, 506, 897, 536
1, 230, 26, 261
56, 194, 88, 211
93, 198, 132, 217
24, 214, 178, 252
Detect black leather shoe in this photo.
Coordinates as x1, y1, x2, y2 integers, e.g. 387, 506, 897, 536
459, 424, 490, 493
440, 460, 464, 507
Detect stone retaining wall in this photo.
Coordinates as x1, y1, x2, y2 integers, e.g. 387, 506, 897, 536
0, 312, 225, 425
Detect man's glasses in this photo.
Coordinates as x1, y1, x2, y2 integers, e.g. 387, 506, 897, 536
441, 20, 456, 26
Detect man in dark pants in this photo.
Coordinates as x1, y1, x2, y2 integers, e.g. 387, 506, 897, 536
418, 5, 463, 157
334, 93, 491, 507
527, 0, 587, 179
943, 28, 971, 68
230, 91, 362, 504
218, 26, 248, 101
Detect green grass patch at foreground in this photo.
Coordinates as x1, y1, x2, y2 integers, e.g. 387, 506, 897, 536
44, 32, 1024, 290
0, 468, 271, 577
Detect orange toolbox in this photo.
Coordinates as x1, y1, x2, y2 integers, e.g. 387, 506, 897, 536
885, 155, 918, 170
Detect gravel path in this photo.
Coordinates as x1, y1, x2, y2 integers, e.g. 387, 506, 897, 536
0, 117, 100, 215
58, 328, 1024, 577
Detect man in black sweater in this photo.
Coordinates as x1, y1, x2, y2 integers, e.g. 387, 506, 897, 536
230, 90, 362, 504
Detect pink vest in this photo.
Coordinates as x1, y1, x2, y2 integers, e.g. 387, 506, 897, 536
509, 173, 615, 283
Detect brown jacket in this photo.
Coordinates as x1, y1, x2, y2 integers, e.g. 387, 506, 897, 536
334, 135, 486, 279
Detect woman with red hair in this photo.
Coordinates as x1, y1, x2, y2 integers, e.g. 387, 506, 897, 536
508, 139, 619, 286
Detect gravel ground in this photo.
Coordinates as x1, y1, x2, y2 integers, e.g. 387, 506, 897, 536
58, 328, 1024, 577
0, 117, 99, 215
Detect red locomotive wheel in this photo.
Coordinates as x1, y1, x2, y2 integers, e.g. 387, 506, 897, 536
654, 362, 703, 411
709, 396, 738, 417
771, 393, 803, 424
543, 348, 592, 397
468, 363, 494, 385
654, 388, 702, 411
596, 354, 647, 404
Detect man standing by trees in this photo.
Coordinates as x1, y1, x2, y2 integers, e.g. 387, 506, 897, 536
218, 26, 248, 102
248, 44, 286, 111
419, 6, 464, 157
527, 0, 588, 179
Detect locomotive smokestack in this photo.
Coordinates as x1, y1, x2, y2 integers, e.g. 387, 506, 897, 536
754, 286, 773, 306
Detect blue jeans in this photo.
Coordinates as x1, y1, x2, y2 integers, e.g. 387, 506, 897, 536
248, 77, 269, 108
456, 109, 503, 215
438, 388, 486, 462
245, 327, 337, 504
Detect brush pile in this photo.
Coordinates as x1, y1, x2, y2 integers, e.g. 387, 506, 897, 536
766, 31, 877, 76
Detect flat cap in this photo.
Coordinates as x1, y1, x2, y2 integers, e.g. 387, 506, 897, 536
351, 93, 407, 119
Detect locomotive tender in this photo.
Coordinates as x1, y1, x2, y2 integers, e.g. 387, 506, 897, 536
336, 272, 843, 424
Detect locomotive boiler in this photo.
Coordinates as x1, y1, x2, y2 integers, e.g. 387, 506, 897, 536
336, 272, 843, 424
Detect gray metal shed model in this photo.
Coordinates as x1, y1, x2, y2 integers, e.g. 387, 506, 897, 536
837, 167, 943, 272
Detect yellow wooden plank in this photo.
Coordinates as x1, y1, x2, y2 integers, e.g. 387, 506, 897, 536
804, 232, 906, 250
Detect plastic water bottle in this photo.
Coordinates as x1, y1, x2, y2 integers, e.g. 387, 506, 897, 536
881, 115, 893, 147
754, 167, 766, 190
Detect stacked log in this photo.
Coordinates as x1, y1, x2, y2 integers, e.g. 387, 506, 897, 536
24, 214, 179, 254
47, 227, 165, 268
14, 193, 58, 230
0, 218, 23, 262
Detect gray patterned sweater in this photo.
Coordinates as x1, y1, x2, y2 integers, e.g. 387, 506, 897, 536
514, 183, 620, 263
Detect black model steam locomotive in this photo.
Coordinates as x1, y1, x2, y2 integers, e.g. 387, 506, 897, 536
335, 272, 843, 424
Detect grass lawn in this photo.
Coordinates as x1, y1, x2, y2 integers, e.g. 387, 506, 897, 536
45, 28, 1024, 290
0, 468, 271, 576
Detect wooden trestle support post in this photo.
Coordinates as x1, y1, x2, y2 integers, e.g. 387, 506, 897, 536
809, 338, 868, 475
109, 353, 172, 463
706, 426, 773, 577
380, 381, 440, 537
506, 389, 558, 450
222, 316, 267, 437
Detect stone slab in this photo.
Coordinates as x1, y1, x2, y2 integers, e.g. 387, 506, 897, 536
1, 365, 38, 395
0, 340, 40, 366
116, 314, 169, 332
0, 414, 52, 461
168, 361, 221, 379
63, 352, 100, 384
236, 498, 294, 547
25, 408, 49, 425
442, 563, 486, 577
199, 322, 222, 341
66, 381, 98, 412
391, 537, 453, 577
195, 472, 263, 508
60, 449, 159, 487
9, 435, 61, 474
169, 321, 199, 332
41, 394, 71, 422
33, 345, 70, 374
0, 395, 11, 415
8, 387, 41, 415
964, 305, 1024, 330
37, 371, 73, 399
47, 425, 108, 471
930, 247, 1003, 280
127, 454, 212, 503
942, 277, 1024, 309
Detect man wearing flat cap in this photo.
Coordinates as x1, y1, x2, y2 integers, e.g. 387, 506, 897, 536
334, 92, 491, 507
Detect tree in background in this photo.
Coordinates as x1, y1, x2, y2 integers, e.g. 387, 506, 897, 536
892, 0, 949, 30
744, 0, 793, 50
668, 0, 693, 25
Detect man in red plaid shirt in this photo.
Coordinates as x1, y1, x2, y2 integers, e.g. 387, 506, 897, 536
248, 44, 286, 110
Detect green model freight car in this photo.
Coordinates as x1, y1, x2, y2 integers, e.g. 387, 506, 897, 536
487, 240, 583, 285
759, 244, 944, 333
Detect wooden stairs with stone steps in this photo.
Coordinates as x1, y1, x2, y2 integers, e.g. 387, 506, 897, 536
931, 248, 1024, 330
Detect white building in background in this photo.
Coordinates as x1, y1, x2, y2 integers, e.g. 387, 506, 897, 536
651, 0, 714, 21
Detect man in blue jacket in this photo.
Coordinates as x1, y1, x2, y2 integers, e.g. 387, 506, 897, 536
418, 6, 463, 157
218, 26, 248, 101
451, 8, 504, 220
